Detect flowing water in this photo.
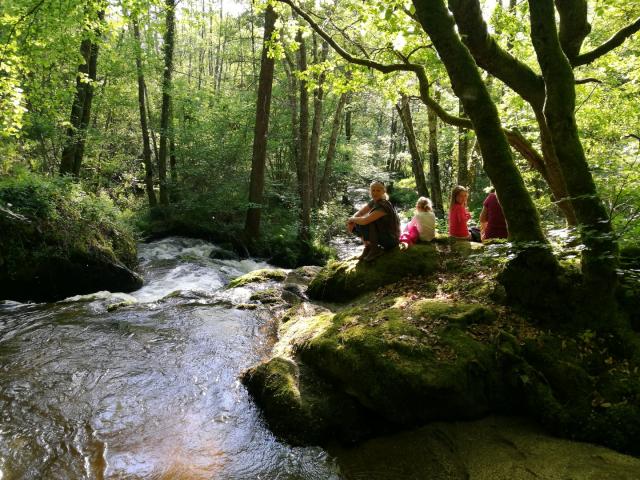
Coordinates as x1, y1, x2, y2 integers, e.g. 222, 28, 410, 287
0, 238, 340, 480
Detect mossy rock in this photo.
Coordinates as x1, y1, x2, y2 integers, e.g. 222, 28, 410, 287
241, 357, 373, 445
227, 268, 287, 288
307, 243, 439, 302
244, 297, 503, 444
249, 288, 282, 304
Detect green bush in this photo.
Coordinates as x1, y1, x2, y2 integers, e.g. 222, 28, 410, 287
0, 170, 137, 272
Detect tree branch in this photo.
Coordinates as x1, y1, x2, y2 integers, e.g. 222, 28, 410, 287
447, 0, 546, 108
572, 16, 640, 67
554, 0, 590, 62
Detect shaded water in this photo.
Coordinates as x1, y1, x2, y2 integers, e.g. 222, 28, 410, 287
0, 238, 339, 480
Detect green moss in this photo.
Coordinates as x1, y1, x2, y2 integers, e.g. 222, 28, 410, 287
249, 288, 281, 304
294, 299, 500, 425
307, 244, 440, 302
227, 268, 287, 288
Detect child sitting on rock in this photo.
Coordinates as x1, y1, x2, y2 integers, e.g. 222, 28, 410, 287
400, 196, 437, 249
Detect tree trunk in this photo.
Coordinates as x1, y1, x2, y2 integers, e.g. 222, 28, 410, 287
158, 0, 175, 206
427, 90, 445, 218
388, 107, 398, 171
528, 0, 618, 308
132, 18, 157, 208
308, 37, 329, 208
60, 10, 104, 176
319, 92, 347, 205
296, 27, 311, 244
396, 94, 429, 197
244, 4, 277, 239
457, 99, 470, 187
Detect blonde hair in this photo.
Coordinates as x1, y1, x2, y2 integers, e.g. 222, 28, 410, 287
416, 196, 433, 211
450, 185, 468, 206
370, 180, 389, 200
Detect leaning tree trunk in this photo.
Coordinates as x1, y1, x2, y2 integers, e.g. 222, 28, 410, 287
319, 92, 347, 205
132, 17, 157, 208
60, 10, 104, 177
244, 4, 277, 239
427, 90, 444, 218
528, 0, 618, 313
396, 94, 429, 198
295, 27, 311, 244
158, 0, 176, 206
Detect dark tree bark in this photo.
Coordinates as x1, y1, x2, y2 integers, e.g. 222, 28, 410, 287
388, 107, 398, 171
60, 10, 104, 176
319, 93, 347, 205
244, 4, 277, 238
456, 100, 470, 187
427, 90, 444, 219
396, 94, 429, 197
132, 18, 157, 208
309, 37, 329, 208
158, 0, 176, 206
295, 27, 311, 244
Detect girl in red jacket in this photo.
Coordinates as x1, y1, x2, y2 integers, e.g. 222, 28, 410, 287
448, 185, 472, 239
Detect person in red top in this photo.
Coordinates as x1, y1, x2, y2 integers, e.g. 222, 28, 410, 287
448, 185, 472, 239
479, 189, 508, 240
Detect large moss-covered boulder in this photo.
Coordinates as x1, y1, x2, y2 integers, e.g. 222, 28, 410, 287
307, 243, 439, 302
243, 296, 502, 444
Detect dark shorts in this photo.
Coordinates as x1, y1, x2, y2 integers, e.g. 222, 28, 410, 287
353, 223, 399, 250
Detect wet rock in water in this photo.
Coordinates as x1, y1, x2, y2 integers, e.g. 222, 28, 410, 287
250, 288, 282, 304
307, 244, 439, 302
227, 268, 288, 288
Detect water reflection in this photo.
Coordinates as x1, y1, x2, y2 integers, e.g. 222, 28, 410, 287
0, 238, 339, 479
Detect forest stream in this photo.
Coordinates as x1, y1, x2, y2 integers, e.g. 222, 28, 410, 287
0, 237, 340, 479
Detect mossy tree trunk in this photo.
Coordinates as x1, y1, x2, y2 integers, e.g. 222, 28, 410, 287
309, 37, 328, 208
60, 9, 104, 177
158, 0, 175, 206
528, 0, 618, 310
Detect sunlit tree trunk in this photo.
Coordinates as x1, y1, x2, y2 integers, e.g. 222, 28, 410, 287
457, 100, 470, 187
132, 17, 157, 208
295, 27, 311, 244
319, 93, 347, 205
396, 94, 429, 197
